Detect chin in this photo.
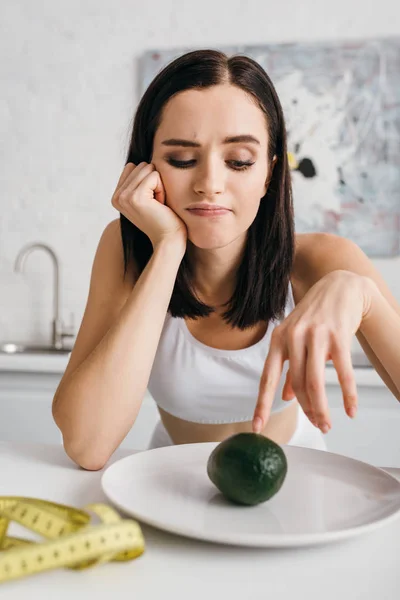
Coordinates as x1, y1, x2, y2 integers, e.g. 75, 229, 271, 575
188, 232, 232, 250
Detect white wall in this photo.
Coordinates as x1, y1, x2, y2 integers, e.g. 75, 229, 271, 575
1, 0, 399, 344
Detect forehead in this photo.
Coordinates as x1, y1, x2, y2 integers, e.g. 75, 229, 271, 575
154, 84, 268, 146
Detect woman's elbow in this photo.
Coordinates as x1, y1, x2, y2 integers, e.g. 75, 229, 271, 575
63, 437, 110, 471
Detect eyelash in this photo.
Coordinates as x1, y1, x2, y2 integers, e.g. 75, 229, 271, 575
166, 159, 255, 171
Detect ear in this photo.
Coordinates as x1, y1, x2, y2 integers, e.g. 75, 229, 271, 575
263, 155, 278, 196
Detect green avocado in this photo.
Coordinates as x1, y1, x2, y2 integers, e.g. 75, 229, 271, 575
207, 432, 288, 506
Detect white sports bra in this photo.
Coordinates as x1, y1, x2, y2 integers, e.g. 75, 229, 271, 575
147, 282, 297, 424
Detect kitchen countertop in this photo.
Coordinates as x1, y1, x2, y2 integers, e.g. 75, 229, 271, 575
0, 441, 399, 599
0, 350, 386, 386
0, 352, 70, 374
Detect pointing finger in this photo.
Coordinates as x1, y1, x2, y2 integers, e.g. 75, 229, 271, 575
253, 346, 284, 433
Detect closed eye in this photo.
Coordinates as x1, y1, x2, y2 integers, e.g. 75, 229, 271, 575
166, 159, 255, 171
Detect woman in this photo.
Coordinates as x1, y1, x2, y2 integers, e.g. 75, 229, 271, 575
52, 49, 400, 470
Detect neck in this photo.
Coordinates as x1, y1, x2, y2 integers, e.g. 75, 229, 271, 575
186, 235, 246, 307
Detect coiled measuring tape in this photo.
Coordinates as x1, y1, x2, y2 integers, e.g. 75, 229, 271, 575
0, 496, 145, 583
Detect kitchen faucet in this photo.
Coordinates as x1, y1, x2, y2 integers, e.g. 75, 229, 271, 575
14, 243, 75, 349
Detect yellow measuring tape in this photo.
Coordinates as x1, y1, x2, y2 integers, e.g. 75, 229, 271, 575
0, 497, 145, 583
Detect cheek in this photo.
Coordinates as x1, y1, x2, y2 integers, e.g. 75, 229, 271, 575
238, 201, 262, 229
155, 168, 185, 208
234, 181, 263, 217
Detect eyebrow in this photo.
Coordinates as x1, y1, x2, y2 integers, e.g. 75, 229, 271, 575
161, 135, 260, 147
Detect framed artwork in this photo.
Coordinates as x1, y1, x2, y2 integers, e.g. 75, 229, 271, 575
140, 38, 400, 256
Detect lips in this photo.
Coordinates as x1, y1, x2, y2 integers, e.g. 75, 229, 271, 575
187, 208, 229, 212
187, 207, 230, 217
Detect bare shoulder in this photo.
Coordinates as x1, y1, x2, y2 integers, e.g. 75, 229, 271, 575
290, 233, 324, 303
291, 232, 364, 303
292, 229, 400, 304
293, 232, 339, 278
99, 217, 138, 288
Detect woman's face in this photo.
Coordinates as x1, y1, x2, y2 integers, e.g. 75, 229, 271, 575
151, 83, 273, 250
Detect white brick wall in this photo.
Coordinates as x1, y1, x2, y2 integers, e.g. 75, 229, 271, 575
1, 0, 399, 345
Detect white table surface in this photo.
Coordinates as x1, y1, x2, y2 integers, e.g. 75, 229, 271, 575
0, 441, 399, 600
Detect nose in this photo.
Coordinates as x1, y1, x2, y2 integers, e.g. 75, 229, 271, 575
193, 157, 225, 197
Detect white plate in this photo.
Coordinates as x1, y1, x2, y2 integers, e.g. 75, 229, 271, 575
101, 443, 400, 548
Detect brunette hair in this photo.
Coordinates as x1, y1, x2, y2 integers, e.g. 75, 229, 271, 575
120, 48, 294, 328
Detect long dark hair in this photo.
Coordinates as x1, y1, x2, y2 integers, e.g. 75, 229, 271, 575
120, 49, 294, 329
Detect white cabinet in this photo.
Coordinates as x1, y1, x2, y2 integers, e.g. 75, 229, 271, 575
0, 369, 160, 451
325, 367, 400, 468
0, 372, 63, 445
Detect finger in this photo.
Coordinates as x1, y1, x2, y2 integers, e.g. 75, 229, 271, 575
253, 346, 284, 433
152, 171, 166, 204
117, 162, 154, 196
305, 331, 331, 433
329, 339, 358, 419
288, 328, 315, 425
115, 163, 136, 192
133, 170, 166, 206
282, 368, 296, 400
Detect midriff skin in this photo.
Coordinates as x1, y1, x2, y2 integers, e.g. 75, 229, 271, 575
157, 275, 306, 446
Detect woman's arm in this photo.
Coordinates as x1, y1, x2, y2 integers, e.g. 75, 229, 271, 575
53, 221, 185, 470
297, 233, 400, 401
355, 281, 400, 401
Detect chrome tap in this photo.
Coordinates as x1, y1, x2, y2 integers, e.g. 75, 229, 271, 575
14, 243, 75, 349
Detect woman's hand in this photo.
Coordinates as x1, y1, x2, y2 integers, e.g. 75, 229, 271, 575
252, 270, 373, 435
111, 162, 188, 252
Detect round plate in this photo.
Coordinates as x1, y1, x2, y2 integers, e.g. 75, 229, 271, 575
101, 443, 400, 548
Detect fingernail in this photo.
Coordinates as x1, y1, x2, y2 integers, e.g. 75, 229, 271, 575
320, 423, 330, 434
348, 407, 357, 418
253, 417, 263, 433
